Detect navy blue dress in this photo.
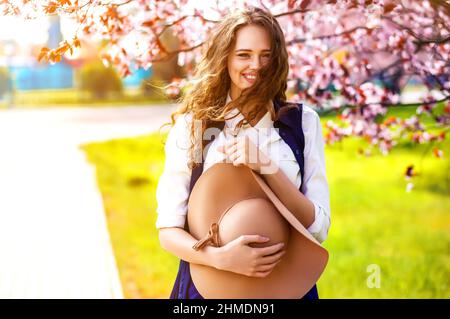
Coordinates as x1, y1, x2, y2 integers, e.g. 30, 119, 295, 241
170, 260, 319, 299
170, 99, 319, 299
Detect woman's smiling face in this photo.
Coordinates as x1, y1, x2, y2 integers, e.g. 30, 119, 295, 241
227, 24, 271, 100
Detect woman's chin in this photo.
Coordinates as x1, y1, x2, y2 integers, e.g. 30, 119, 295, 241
240, 82, 254, 89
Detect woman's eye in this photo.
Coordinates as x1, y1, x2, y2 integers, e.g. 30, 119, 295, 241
238, 54, 271, 58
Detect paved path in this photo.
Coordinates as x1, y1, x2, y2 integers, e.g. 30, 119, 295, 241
0, 105, 176, 298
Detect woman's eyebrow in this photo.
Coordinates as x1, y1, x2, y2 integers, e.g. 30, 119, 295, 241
235, 49, 271, 52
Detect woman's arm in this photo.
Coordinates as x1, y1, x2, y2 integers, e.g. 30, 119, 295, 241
159, 227, 286, 277
158, 228, 220, 267
262, 108, 331, 243
261, 164, 316, 229
156, 114, 223, 268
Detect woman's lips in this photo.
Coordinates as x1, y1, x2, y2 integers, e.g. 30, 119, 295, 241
242, 74, 256, 83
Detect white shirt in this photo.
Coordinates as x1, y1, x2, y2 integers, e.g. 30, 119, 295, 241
155, 93, 331, 243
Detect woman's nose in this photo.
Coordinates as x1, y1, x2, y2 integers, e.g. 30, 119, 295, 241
250, 56, 261, 69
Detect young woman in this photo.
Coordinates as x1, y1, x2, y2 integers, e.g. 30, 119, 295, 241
156, 6, 331, 299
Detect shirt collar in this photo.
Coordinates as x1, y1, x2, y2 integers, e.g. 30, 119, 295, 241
224, 91, 272, 130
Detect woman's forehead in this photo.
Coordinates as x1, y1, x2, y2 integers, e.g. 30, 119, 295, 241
234, 25, 271, 50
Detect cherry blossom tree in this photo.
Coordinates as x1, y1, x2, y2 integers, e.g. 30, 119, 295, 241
1, 0, 449, 187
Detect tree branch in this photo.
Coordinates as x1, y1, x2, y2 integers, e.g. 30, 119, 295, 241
150, 42, 204, 63
383, 15, 450, 52
273, 8, 310, 18
287, 26, 374, 45
155, 14, 219, 39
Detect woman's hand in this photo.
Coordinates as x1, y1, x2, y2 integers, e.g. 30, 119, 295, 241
213, 235, 286, 278
217, 136, 273, 174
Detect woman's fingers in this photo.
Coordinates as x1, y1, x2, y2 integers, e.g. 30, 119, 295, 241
239, 235, 270, 245
251, 252, 285, 278
217, 136, 263, 170
229, 150, 240, 163
260, 249, 286, 265
232, 154, 244, 166
226, 143, 238, 155
253, 270, 274, 278
256, 242, 285, 257
217, 137, 238, 153
218, 142, 240, 162
257, 260, 281, 272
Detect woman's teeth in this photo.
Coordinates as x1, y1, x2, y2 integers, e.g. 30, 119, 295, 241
243, 74, 256, 81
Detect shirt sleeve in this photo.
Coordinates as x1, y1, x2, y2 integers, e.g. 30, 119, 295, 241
301, 106, 331, 243
155, 113, 193, 229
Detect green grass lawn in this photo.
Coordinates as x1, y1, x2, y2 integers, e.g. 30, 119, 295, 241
81, 112, 450, 299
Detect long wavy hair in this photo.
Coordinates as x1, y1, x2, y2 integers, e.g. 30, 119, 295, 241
160, 6, 297, 170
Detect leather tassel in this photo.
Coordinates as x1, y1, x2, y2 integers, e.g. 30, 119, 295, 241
192, 223, 220, 251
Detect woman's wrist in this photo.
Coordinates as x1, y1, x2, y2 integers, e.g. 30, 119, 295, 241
203, 245, 224, 270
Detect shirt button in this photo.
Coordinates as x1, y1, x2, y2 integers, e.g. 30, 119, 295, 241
295, 149, 300, 155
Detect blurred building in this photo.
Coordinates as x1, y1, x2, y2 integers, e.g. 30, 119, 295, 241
0, 15, 151, 92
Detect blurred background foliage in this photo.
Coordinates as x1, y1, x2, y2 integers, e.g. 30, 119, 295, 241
78, 59, 123, 100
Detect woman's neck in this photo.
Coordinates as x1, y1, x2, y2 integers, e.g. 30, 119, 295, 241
228, 89, 273, 126
238, 100, 273, 127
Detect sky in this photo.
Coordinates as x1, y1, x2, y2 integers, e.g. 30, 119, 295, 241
0, 0, 218, 47
0, 16, 50, 45
0, 15, 83, 48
